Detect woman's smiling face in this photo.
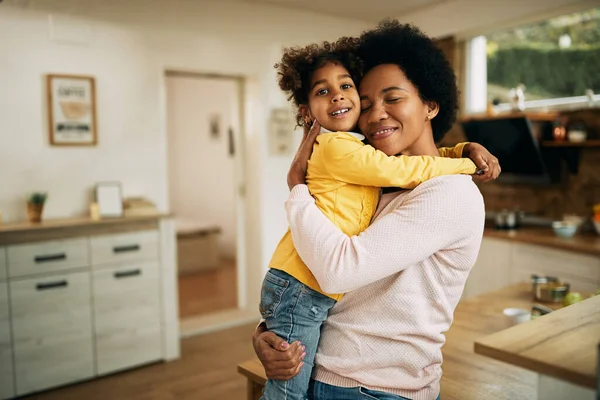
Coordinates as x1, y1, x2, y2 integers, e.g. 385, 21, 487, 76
358, 64, 438, 156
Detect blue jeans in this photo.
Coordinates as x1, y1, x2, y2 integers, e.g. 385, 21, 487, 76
259, 269, 336, 400
308, 380, 442, 400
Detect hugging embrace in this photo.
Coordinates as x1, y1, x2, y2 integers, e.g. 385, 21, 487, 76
254, 19, 500, 400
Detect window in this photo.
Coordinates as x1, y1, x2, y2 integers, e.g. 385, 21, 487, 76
466, 8, 600, 113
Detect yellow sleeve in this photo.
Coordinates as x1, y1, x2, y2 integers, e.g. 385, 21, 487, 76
438, 142, 469, 158
322, 135, 477, 189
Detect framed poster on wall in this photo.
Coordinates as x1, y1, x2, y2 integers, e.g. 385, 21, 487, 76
47, 74, 97, 146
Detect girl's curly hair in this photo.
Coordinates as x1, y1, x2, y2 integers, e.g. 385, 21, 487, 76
358, 19, 460, 142
275, 37, 362, 127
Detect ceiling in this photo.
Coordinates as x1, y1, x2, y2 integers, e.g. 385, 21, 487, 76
4, 0, 594, 37
241, 0, 448, 23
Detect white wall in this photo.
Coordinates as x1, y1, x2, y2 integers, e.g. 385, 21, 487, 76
0, 0, 369, 310
0, 8, 162, 222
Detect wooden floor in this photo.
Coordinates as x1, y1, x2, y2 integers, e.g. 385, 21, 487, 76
178, 259, 237, 318
27, 323, 258, 400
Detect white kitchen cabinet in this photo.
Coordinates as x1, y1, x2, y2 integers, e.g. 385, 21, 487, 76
512, 243, 600, 292
464, 237, 600, 299
7, 238, 88, 278
90, 230, 159, 266
92, 262, 162, 375
464, 238, 514, 299
0, 247, 6, 281
0, 280, 14, 400
0, 217, 178, 397
10, 271, 94, 396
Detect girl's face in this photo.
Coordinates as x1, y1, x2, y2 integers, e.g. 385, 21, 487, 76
303, 62, 361, 133
358, 64, 438, 156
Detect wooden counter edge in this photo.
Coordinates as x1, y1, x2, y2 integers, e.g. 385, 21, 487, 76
0, 213, 173, 245
0, 213, 173, 233
474, 296, 599, 389
473, 341, 595, 389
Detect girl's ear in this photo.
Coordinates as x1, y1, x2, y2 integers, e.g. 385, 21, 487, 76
425, 102, 440, 121
299, 105, 313, 126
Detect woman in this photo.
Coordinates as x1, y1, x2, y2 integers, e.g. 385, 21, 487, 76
254, 19, 499, 400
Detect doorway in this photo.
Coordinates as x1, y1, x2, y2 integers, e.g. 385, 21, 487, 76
165, 71, 245, 322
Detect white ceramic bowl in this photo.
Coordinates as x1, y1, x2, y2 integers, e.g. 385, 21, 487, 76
568, 130, 587, 143
503, 307, 531, 324
552, 221, 578, 238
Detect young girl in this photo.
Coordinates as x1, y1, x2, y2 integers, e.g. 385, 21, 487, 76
259, 38, 487, 400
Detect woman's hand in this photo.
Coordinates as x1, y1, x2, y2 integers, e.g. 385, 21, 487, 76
464, 142, 501, 183
287, 120, 321, 190
252, 322, 305, 380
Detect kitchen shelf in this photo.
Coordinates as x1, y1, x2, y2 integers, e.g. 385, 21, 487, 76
460, 111, 559, 123
541, 140, 600, 147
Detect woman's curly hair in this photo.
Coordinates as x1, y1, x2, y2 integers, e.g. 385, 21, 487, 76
275, 37, 362, 127
358, 19, 459, 142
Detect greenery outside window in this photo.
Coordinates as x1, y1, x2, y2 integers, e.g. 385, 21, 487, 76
467, 8, 600, 113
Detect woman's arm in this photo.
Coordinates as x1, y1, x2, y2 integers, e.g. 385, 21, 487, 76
286, 177, 485, 293
252, 322, 305, 380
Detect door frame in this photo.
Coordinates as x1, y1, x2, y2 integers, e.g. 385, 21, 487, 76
162, 69, 249, 322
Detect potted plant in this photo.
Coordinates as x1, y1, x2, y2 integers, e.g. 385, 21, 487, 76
27, 192, 47, 223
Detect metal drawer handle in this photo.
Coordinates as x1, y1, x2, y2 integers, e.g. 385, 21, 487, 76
114, 269, 142, 279
113, 244, 140, 253
34, 253, 67, 263
36, 280, 68, 291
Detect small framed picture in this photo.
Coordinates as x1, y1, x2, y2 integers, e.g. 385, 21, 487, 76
47, 74, 97, 146
95, 182, 123, 218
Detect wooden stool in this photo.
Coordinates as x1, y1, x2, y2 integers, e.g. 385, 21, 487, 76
237, 358, 266, 400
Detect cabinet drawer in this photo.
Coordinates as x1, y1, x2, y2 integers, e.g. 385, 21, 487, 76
7, 239, 88, 278
512, 243, 600, 282
0, 281, 15, 400
0, 248, 6, 281
92, 262, 162, 375
90, 230, 159, 266
10, 271, 94, 396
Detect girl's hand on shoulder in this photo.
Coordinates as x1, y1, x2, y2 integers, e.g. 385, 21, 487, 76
287, 120, 320, 190
465, 142, 501, 183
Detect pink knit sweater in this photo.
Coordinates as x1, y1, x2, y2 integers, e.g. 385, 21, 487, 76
286, 175, 485, 400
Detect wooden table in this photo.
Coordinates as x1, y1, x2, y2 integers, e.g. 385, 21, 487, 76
475, 294, 599, 397
238, 283, 552, 400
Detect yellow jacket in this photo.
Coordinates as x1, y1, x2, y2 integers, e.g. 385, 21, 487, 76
268, 132, 476, 300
